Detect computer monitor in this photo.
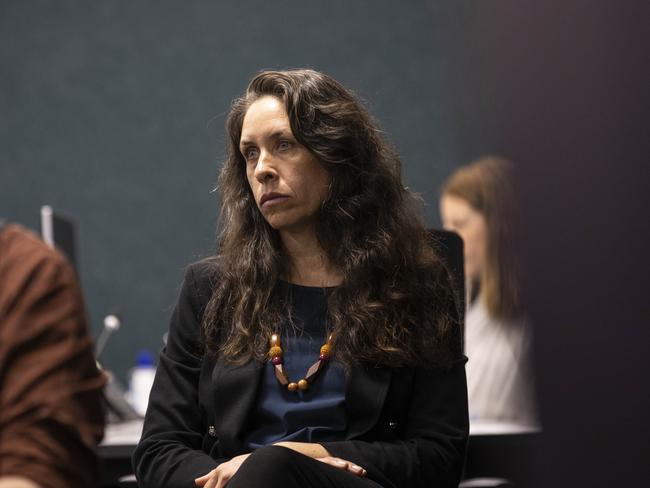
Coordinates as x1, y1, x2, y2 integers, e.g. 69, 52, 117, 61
40, 205, 78, 271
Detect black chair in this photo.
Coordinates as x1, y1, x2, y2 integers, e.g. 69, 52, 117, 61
428, 230, 520, 488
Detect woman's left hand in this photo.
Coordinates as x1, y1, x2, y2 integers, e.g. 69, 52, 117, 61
272, 441, 367, 477
194, 454, 250, 488
317, 456, 367, 477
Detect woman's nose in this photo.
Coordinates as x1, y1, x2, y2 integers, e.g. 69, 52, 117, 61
254, 152, 277, 183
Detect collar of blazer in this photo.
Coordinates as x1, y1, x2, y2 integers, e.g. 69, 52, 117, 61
211, 358, 392, 455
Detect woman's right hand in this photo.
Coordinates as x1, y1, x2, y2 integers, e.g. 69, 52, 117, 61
194, 454, 250, 488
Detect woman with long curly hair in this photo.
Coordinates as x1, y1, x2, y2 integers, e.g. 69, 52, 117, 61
133, 69, 468, 488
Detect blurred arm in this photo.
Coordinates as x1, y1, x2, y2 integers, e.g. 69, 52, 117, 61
0, 225, 106, 488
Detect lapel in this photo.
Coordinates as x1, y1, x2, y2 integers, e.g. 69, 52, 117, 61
345, 362, 392, 438
212, 358, 264, 454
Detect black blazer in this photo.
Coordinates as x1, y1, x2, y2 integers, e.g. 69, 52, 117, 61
132, 262, 469, 488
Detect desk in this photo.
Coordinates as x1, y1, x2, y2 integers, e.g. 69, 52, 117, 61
465, 421, 541, 485
99, 420, 541, 487
471, 420, 539, 436
99, 420, 143, 488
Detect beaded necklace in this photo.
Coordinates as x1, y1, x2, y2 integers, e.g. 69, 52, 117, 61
268, 333, 333, 392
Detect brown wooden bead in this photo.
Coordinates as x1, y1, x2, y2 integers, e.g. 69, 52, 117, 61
270, 332, 332, 392
274, 365, 289, 385
305, 361, 322, 380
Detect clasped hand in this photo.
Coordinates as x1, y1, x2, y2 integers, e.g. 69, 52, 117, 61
194, 445, 367, 488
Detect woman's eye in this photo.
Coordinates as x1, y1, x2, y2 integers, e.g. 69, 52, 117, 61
454, 219, 468, 230
278, 140, 291, 151
244, 147, 259, 160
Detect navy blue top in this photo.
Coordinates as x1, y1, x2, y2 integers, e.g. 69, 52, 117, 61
245, 282, 347, 449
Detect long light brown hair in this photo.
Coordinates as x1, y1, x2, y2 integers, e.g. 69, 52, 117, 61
441, 156, 522, 321
202, 69, 460, 369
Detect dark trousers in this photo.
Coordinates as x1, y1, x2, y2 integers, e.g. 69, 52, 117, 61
228, 446, 384, 488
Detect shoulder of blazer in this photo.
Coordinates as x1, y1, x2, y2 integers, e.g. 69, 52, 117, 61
185, 259, 220, 315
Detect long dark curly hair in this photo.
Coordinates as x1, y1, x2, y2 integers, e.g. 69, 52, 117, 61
202, 69, 459, 369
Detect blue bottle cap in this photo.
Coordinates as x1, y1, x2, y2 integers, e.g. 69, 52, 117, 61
135, 349, 155, 367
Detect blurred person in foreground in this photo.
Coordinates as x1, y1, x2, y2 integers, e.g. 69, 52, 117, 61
133, 69, 468, 488
440, 157, 537, 425
0, 221, 106, 488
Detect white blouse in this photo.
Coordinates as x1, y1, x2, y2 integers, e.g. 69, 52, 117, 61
464, 298, 538, 426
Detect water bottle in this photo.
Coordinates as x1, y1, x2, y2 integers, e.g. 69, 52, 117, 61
128, 349, 156, 417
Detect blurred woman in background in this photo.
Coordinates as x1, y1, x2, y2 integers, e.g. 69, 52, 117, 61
440, 156, 537, 425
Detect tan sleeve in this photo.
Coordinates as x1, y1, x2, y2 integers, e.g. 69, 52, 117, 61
0, 225, 107, 488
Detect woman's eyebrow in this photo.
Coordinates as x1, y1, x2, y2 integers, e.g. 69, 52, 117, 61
240, 130, 292, 148
239, 137, 254, 148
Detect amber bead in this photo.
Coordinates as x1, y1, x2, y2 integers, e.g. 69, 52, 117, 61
270, 334, 281, 346
298, 379, 309, 390
269, 346, 283, 358
319, 344, 331, 357
287, 382, 298, 392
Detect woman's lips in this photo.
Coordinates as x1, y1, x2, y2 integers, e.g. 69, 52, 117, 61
260, 194, 289, 208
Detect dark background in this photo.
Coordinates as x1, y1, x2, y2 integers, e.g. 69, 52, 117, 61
0, 0, 497, 384
473, 1, 649, 486
2, 1, 648, 486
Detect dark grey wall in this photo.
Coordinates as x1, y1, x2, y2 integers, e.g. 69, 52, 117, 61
0, 1, 493, 383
